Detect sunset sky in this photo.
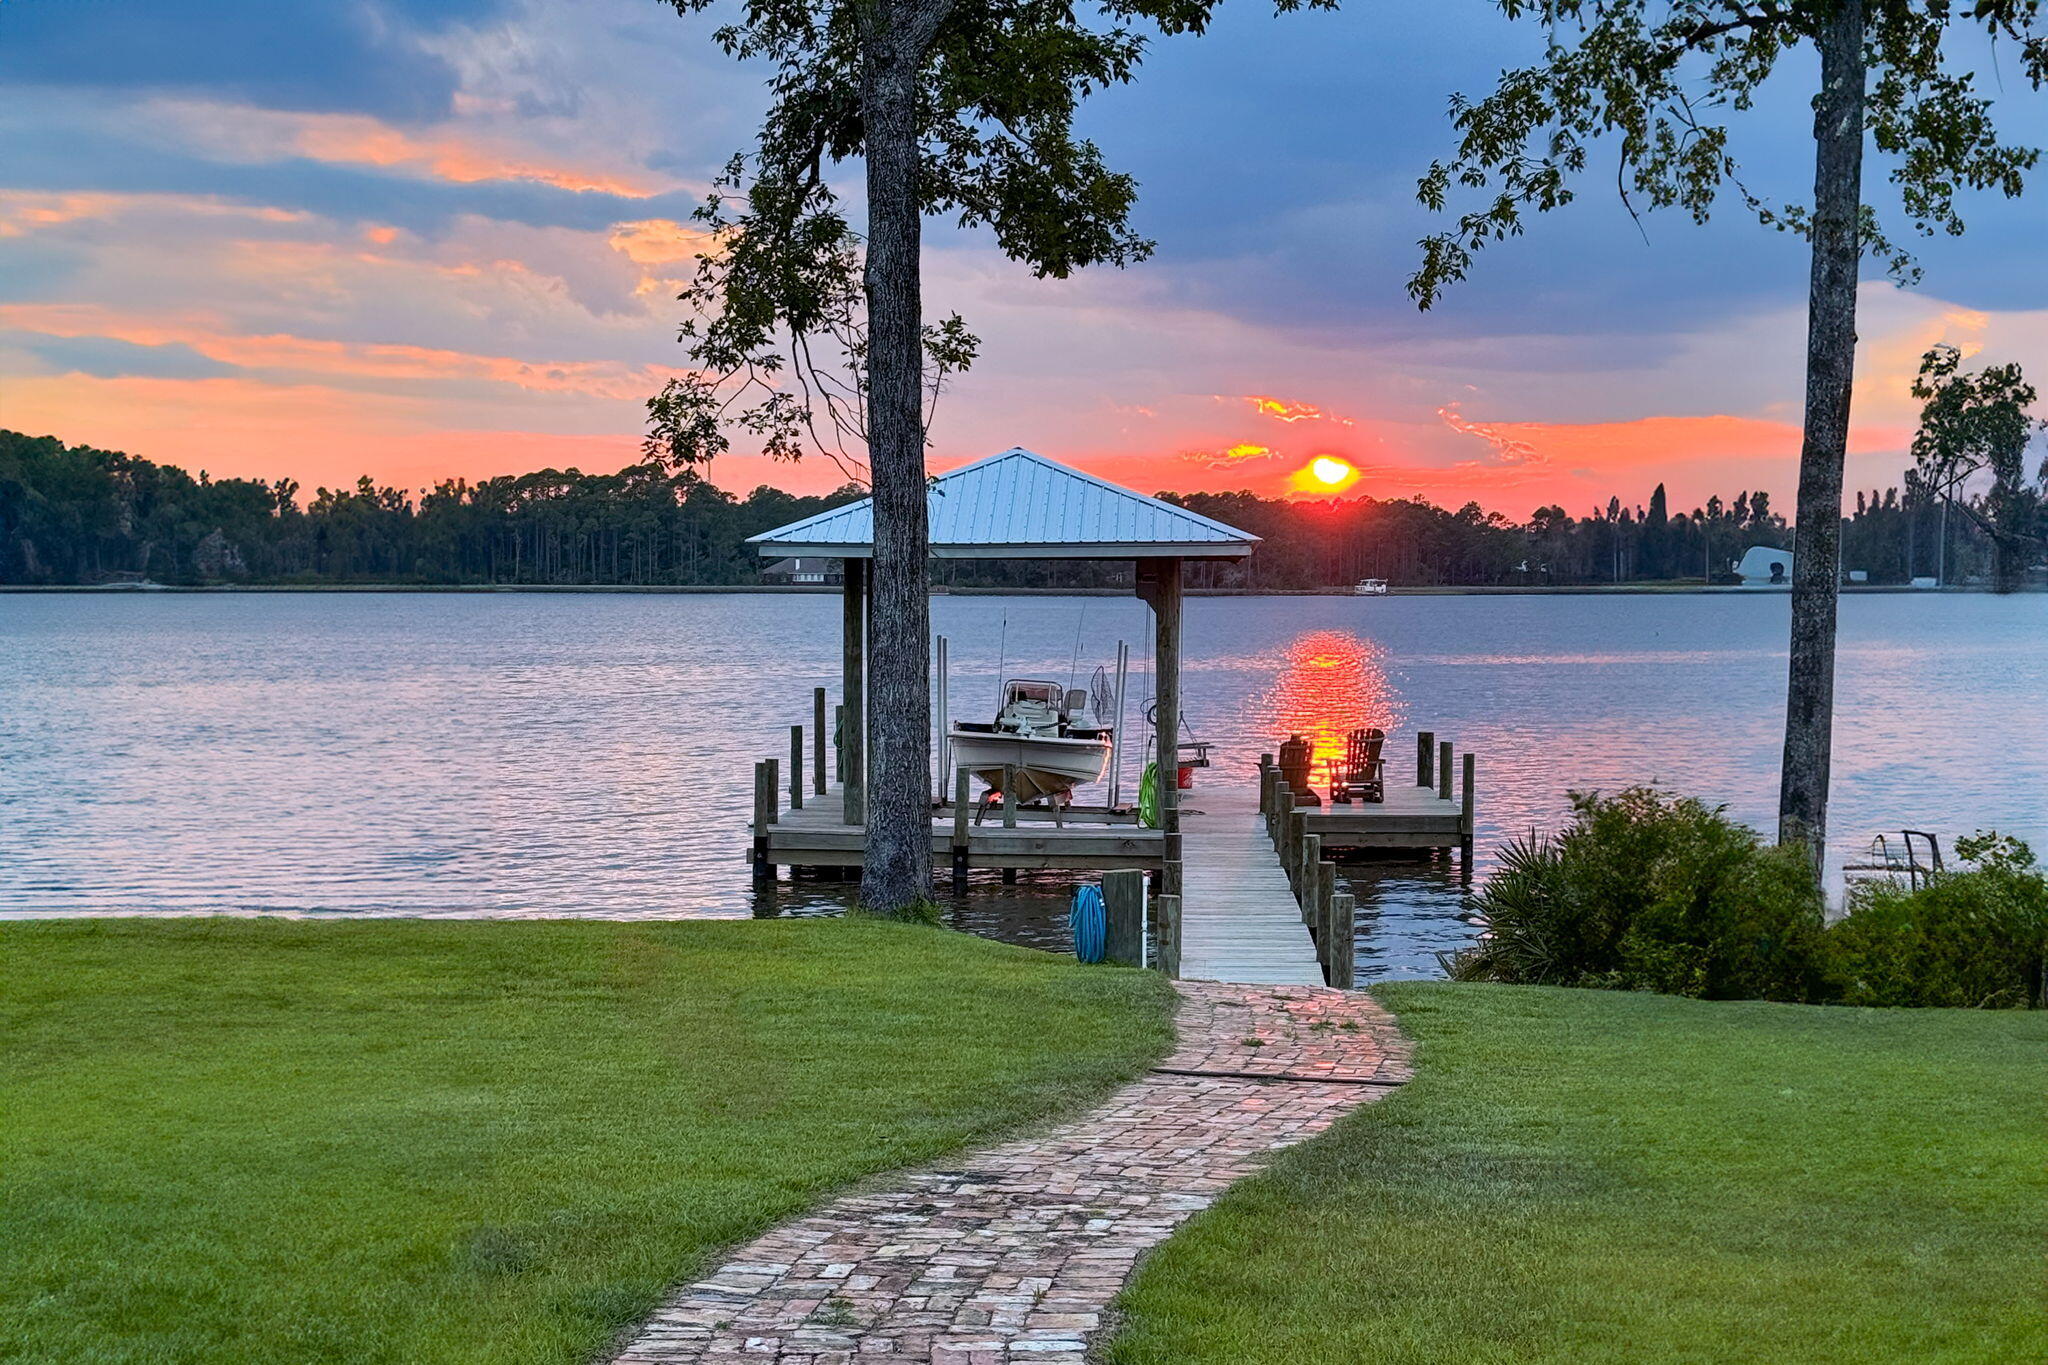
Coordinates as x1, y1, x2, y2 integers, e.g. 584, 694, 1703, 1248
3, 0, 2045, 517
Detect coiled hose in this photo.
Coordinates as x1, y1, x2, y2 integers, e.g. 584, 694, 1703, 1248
1069, 883, 1108, 963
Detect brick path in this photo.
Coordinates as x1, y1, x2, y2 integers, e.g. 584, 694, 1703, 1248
610, 980, 1411, 1365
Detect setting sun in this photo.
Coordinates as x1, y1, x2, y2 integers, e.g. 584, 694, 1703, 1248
1309, 456, 1353, 485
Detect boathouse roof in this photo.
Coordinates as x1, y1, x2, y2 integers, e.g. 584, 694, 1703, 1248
747, 447, 1259, 560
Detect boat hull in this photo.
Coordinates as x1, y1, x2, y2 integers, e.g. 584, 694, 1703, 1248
949, 730, 1112, 803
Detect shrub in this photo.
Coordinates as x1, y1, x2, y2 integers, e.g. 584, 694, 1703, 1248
1828, 834, 2048, 1009
1447, 787, 1832, 1001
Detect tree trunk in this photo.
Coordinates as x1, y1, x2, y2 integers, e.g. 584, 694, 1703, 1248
857, 22, 933, 912
1778, 0, 1865, 872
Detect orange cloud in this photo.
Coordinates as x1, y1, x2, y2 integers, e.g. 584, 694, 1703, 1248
608, 219, 716, 266
1437, 402, 1542, 464
154, 101, 669, 198
0, 303, 685, 400
1180, 441, 1275, 468
1238, 395, 1355, 426
0, 190, 309, 237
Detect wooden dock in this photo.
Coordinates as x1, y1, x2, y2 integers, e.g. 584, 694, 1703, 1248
762, 780, 1163, 872
748, 701, 1476, 992
1177, 786, 1324, 985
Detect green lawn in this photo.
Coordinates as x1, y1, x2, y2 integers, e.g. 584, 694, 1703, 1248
1108, 984, 2046, 1364
1, 918, 1172, 1365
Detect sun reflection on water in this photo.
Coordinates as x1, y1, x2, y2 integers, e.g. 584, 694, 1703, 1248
1254, 629, 1403, 767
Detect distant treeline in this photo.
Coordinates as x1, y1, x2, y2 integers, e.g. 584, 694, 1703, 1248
0, 429, 2029, 589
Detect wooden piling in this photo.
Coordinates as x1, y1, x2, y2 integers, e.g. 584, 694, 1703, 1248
1438, 739, 1454, 801
1157, 893, 1181, 978
1001, 763, 1017, 828
788, 725, 804, 810
1329, 892, 1356, 989
1461, 751, 1477, 879
951, 767, 971, 890
833, 704, 844, 782
812, 688, 827, 795
1299, 834, 1322, 917
751, 759, 774, 879
1418, 729, 1435, 787
1102, 869, 1146, 967
1162, 831, 1183, 898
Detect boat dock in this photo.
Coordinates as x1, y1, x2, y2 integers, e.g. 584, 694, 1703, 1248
739, 446, 1477, 990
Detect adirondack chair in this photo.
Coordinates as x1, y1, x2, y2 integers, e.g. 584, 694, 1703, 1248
1328, 726, 1385, 804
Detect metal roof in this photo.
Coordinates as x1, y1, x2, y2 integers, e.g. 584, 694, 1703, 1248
748, 447, 1259, 560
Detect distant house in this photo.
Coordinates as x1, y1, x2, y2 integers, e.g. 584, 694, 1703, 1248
761, 556, 842, 586
1734, 545, 1792, 586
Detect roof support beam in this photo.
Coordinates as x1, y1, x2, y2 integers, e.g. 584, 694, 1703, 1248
841, 558, 866, 826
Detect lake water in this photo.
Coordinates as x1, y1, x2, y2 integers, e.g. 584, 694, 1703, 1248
3, 591, 2042, 979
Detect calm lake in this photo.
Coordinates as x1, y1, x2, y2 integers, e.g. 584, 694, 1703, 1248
3, 591, 2042, 979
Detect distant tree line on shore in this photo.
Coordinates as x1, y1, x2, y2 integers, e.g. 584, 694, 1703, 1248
2, 429, 2036, 590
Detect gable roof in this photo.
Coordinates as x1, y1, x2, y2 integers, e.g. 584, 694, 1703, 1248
748, 447, 1259, 560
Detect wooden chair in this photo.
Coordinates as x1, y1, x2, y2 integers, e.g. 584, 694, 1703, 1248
1328, 727, 1385, 804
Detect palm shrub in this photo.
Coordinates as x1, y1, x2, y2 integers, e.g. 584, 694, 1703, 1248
1829, 834, 2048, 1009
1446, 788, 1831, 1001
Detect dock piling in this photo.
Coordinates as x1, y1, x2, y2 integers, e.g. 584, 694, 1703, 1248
1461, 751, 1477, 879
1102, 869, 1145, 967
1418, 730, 1435, 787
1157, 893, 1181, 978
1328, 892, 1356, 989
751, 759, 775, 881
812, 688, 827, 796
1438, 740, 1454, 801
788, 725, 804, 811
951, 768, 971, 890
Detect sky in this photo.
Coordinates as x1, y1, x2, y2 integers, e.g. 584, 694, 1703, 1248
3, 0, 2046, 518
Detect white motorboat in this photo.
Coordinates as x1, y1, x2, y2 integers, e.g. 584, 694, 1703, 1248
1352, 577, 1388, 596
949, 677, 1113, 805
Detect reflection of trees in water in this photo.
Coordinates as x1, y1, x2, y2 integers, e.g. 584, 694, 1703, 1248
1256, 630, 1405, 767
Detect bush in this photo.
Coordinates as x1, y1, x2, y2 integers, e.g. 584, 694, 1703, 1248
1829, 834, 2048, 1009
1446, 787, 1832, 1001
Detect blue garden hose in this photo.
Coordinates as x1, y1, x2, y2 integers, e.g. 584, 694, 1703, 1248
1069, 884, 1108, 963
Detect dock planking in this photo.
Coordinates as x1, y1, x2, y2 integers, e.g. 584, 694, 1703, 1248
1177, 785, 1325, 986
766, 781, 1163, 870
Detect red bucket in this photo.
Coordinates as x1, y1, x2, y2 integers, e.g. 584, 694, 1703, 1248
1177, 764, 1196, 790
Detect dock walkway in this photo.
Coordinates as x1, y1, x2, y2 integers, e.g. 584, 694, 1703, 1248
1176, 787, 1325, 986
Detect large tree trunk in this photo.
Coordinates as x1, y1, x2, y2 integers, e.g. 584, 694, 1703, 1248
857, 19, 934, 913
1778, 0, 1866, 872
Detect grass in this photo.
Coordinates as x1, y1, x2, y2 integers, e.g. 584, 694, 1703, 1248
1107, 984, 2046, 1364
0, 917, 1172, 1365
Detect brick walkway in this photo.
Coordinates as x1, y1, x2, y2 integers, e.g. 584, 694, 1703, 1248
611, 980, 1411, 1365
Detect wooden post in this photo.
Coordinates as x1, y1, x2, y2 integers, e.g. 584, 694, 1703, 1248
1318, 859, 1336, 945
1138, 557, 1183, 841
751, 759, 774, 879
841, 559, 866, 825
1001, 763, 1017, 828
833, 704, 845, 782
812, 688, 827, 795
1258, 753, 1276, 818
951, 766, 971, 890
1299, 834, 1322, 915
1329, 892, 1356, 989
1438, 740, 1454, 801
1418, 729, 1435, 787
1102, 869, 1146, 967
1162, 831, 1183, 898
1274, 788, 1294, 852
1157, 893, 1181, 978
788, 725, 804, 810
1461, 751, 1477, 880
1286, 808, 1306, 880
